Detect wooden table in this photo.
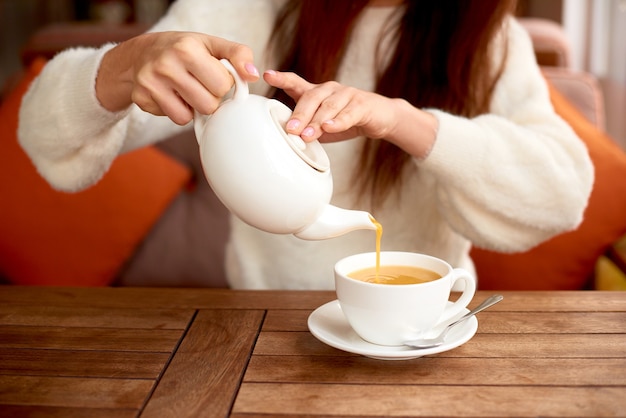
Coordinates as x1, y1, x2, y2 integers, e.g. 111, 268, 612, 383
0, 287, 624, 417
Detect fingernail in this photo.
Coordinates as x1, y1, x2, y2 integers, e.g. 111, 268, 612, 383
286, 119, 300, 131
265, 69, 277, 76
323, 119, 335, 126
245, 63, 259, 77
302, 126, 315, 137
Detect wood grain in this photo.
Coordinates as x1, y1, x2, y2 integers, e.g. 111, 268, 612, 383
0, 305, 193, 329
253, 331, 626, 358
0, 405, 138, 418
233, 383, 625, 417
0, 299, 195, 417
0, 375, 153, 409
141, 309, 265, 418
0, 325, 183, 351
0, 348, 169, 378
0, 287, 336, 310
244, 355, 626, 386
1, 288, 623, 311
264, 310, 626, 333
0, 287, 623, 417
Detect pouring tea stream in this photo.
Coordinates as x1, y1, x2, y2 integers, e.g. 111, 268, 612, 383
194, 59, 377, 240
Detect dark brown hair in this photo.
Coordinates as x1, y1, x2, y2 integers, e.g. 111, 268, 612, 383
269, 0, 518, 208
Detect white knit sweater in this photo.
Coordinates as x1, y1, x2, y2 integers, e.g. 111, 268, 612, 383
18, 0, 594, 289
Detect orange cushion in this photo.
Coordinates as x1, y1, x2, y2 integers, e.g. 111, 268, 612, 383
472, 83, 626, 290
0, 58, 192, 286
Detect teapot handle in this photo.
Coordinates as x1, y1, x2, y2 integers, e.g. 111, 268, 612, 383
220, 59, 249, 102
194, 59, 250, 145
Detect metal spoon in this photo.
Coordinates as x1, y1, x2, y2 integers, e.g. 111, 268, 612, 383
404, 294, 504, 349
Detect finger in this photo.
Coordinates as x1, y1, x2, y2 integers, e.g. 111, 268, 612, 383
315, 96, 368, 142
132, 83, 194, 125
157, 92, 194, 125
173, 73, 223, 116
264, 70, 312, 101
307, 89, 354, 130
180, 56, 235, 114
204, 37, 259, 82
157, 34, 257, 110
325, 96, 390, 140
135, 40, 229, 116
321, 101, 362, 133
317, 129, 359, 144
289, 82, 347, 140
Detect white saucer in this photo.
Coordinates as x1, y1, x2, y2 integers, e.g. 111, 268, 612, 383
307, 300, 478, 360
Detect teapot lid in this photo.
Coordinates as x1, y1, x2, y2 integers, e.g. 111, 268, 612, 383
268, 103, 330, 172
283, 129, 330, 172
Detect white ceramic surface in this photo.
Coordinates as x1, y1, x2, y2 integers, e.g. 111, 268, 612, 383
335, 251, 476, 346
308, 300, 478, 360
193, 60, 376, 240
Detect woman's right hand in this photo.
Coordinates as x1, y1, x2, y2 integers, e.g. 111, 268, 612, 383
95, 31, 259, 125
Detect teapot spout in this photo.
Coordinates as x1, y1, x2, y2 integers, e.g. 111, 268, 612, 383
294, 205, 377, 240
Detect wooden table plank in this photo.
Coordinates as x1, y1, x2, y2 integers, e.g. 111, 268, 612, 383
0, 375, 153, 409
470, 311, 626, 334
244, 356, 626, 386
0, 405, 138, 418
141, 309, 265, 418
452, 333, 626, 358
0, 325, 183, 352
264, 310, 626, 334
262, 309, 311, 331
253, 331, 626, 358
0, 305, 194, 329
0, 348, 169, 378
232, 383, 625, 417
483, 291, 626, 312
0, 287, 336, 310
0, 287, 623, 312
254, 331, 353, 356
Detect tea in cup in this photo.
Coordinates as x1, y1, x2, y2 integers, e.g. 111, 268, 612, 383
334, 251, 476, 346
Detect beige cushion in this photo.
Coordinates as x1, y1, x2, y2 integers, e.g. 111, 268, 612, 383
542, 67, 606, 130
116, 131, 230, 288
518, 17, 572, 67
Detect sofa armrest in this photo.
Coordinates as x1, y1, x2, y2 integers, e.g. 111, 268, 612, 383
518, 17, 606, 131
517, 17, 572, 67
542, 67, 606, 131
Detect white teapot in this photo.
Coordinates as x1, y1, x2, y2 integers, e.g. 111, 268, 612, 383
194, 59, 376, 240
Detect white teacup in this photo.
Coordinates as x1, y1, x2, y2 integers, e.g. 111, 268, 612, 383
334, 251, 476, 346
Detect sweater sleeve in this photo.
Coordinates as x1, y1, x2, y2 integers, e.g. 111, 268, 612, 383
17, 45, 187, 192
17, 0, 279, 192
419, 18, 594, 253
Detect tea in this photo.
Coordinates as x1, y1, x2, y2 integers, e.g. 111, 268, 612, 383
348, 265, 442, 285
367, 216, 440, 284
370, 216, 383, 278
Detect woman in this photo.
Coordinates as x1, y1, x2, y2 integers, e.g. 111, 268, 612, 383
18, 0, 594, 289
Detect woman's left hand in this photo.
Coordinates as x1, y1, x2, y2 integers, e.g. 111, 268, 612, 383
263, 69, 438, 159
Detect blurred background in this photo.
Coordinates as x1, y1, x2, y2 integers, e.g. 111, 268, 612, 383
0, 0, 172, 94
1, 0, 624, 148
